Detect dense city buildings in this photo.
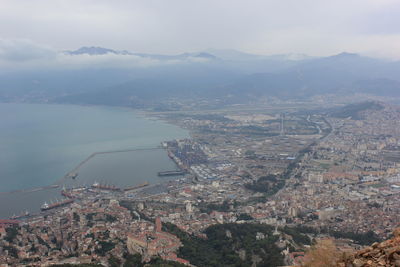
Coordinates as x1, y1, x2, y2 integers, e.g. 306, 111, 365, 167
1, 101, 400, 266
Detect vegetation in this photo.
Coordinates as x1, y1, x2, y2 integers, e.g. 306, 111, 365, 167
123, 253, 187, 267
94, 241, 115, 256
237, 213, 253, 221
3, 245, 18, 258
50, 264, 104, 267
105, 214, 117, 223
328, 230, 380, 245
281, 226, 312, 245
330, 101, 383, 120
288, 225, 381, 245
162, 222, 286, 267
245, 175, 285, 196
123, 253, 143, 267
147, 257, 188, 267
108, 255, 122, 267
4, 226, 19, 242
198, 200, 238, 213
73, 212, 80, 222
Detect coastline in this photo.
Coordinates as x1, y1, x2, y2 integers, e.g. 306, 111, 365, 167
0, 102, 189, 218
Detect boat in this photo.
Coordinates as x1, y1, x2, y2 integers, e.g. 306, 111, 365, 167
91, 182, 121, 191
41, 199, 74, 211
66, 172, 78, 179
158, 170, 186, 176
61, 188, 75, 199
10, 211, 30, 220
124, 182, 149, 191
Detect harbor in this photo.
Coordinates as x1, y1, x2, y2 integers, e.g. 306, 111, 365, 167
0, 148, 187, 219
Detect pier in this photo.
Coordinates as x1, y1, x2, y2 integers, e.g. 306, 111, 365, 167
157, 170, 186, 176
62, 147, 161, 180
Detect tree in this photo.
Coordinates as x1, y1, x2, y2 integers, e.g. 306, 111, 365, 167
301, 239, 346, 267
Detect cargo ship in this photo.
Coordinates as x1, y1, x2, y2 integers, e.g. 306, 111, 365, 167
41, 199, 74, 211
68, 172, 78, 179
124, 182, 149, 191
158, 170, 186, 176
61, 189, 75, 199
91, 182, 121, 191
10, 211, 30, 220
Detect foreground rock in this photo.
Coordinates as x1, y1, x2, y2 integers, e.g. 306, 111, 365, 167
338, 228, 400, 267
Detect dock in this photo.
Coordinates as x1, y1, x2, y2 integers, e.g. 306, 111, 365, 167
157, 170, 186, 177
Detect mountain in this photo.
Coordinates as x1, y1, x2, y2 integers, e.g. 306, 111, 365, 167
204, 49, 312, 61
64, 46, 122, 55
220, 52, 400, 99
54, 64, 241, 108
1, 48, 400, 107
65, 46, 218, 61
204, 49, 269, 61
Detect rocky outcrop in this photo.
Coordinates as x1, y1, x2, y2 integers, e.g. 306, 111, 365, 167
338, 228, 400, 267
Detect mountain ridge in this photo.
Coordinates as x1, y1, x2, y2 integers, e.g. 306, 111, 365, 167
1, 48, 400, 107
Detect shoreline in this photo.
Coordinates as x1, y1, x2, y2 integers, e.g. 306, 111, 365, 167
0, 102, 189, 195
0, 147, 186, 219
0, 147, 166, 195
0, 102, 189, 218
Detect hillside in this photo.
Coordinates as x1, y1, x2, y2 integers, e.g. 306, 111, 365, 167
337, 228, 400, 267
301, 228, 400, 267
329, 101, 384, 120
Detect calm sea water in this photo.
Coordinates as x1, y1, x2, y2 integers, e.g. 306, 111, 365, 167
0, 103, 188, 218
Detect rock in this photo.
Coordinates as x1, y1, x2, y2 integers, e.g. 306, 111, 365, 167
393, 228, 400, 237
377, 254, 386, 261
338, 228, 400, 267
361, 252, 370, 257
352, 259, 365, 267
385, 246, 400, 257
371, 242, 379, 248
393, 252, 400, 260
378, 260, 386, 265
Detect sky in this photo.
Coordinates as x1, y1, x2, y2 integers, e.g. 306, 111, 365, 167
0, 0, 400, 59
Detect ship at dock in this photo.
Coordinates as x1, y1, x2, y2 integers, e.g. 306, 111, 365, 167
124, 182, 149, 191
61, 188, 75, 199
10, 211, 30, 220
91, 182, 121, 191
41, 199, 74, 211
157, 170, 186, 176
66, 172, 78, 179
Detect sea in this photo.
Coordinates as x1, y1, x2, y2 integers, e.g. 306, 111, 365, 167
0, 103, 188, 218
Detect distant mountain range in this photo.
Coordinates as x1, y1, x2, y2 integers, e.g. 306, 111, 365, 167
0, 46, 399, 108
64, 46, 218, 61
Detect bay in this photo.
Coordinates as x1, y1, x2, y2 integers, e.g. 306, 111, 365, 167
0, 103, 188, 218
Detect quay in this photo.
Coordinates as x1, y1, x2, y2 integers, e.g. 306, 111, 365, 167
157, 170, 186, 176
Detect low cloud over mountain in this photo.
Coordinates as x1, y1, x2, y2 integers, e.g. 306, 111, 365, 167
1, 40, 400, 107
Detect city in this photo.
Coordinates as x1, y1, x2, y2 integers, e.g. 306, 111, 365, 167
2, 101, 400, 266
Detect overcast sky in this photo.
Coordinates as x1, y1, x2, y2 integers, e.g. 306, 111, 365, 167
1, 0, 400, 58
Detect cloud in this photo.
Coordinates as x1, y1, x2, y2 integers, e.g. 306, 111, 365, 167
54, 53, 166, 69
0, 39, 214, 71
0, 1, 399, 59
0, 39, 56, 61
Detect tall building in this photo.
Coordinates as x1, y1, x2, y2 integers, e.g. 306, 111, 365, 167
155, 217, 162, 232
